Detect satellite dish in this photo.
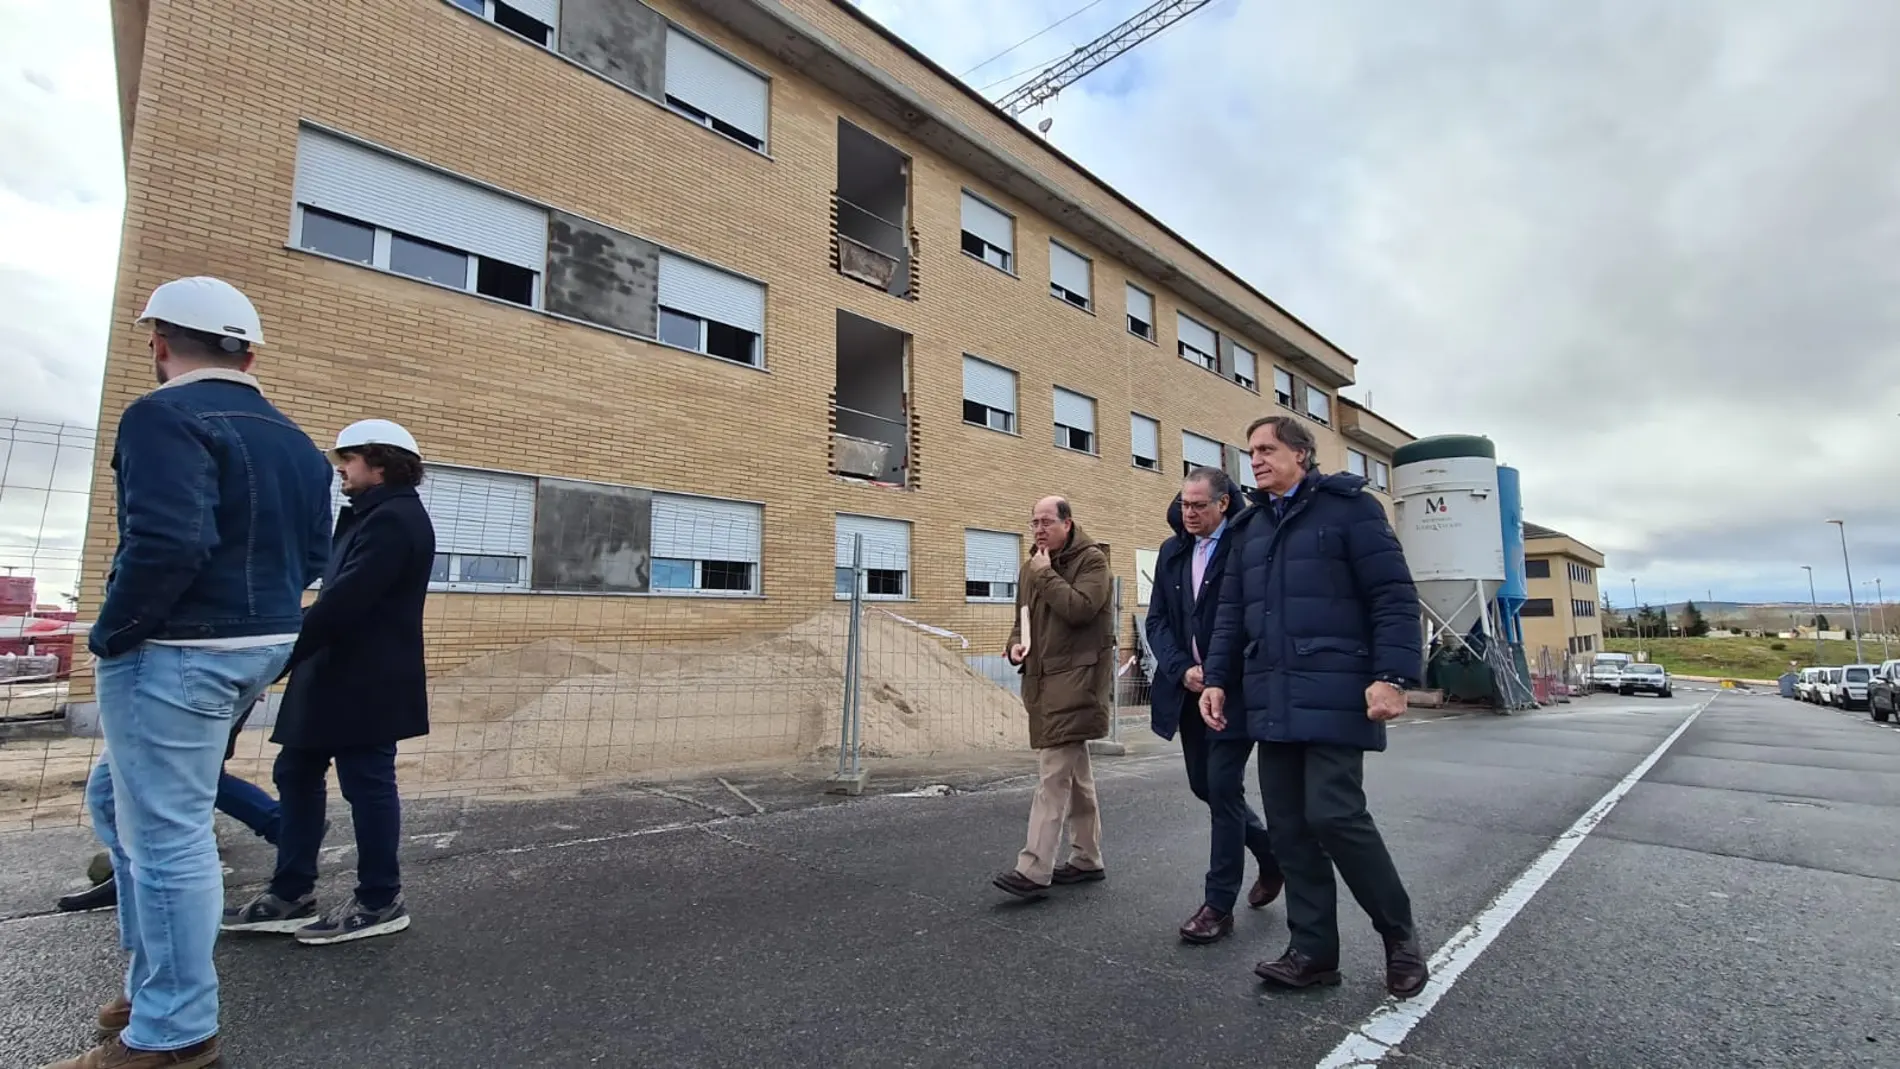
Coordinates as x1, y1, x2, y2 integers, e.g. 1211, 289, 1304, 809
1037, 117, 1054, 135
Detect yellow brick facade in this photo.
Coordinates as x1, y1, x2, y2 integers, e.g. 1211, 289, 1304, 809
83, 0, 1401, 695
1521, 528, 1606, 673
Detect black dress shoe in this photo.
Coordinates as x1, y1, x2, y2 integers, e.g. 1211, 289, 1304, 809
1178, 905, 1233, 944
1246, 871, 1283, 909
57, 875, 118, 913
1255, 947, 1342, 988
1384, 935, 1430, 998
991, 870, 1050, 899
1051, 863, 1106, 885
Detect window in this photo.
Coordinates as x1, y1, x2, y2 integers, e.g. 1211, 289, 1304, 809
965, 529, 1022, 602
1177, 313, 1218, 372
1525, 558, 1551, 579
1371, 460, 1390, 492
960, 191, 1014, 272
962, 355, 1017, 433
1224, 443, 1257, 489
1522, 598, 1555, 617
1305, 385, 1332, 425
412, 467, 537, 590
1052, 387, 1097, 454
1130, 413, 1160, 471
448, 0, 555, 47
1569, 563, 1595, 584
650, 493, 763, 595
1231, 342, 1257, 390
1181, 431, 1223, 478
1573, 599, 1597, 618
835, 514, 911, 599
656, 252, 765, 366
1346, 449, 1368, 477
1048, 241, 1092, 310
1126, 284, 1155, 341
663, 27, 769, 150
291, 127, 545, 308
1274, 367, 1294, 407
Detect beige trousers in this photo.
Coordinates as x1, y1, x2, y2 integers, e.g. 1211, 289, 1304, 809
1016, 741, 1103, 885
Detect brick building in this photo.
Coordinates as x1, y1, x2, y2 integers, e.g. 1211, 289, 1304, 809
1520, 522, 1606, 669
86, 0, 1414, 699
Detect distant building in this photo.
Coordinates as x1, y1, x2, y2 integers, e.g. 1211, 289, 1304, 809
1521, 522, 1605, 668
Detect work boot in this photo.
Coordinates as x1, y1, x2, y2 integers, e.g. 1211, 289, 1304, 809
1384, 935, 1430, 998
1178, 905, 1233, 945
37, 1035, 220, 1069
1254, 948, 1343, 989
96, 996, 130, 1037
56, 876, 117, 913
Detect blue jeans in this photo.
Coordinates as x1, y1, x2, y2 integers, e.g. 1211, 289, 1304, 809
270, 743, 403, 910
217, 771, 281, 845
86, 642, 293, 1052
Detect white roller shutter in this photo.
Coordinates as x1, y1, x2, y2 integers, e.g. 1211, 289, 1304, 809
1274, 367, 1294, 398
658, 252, 765, 334
506, 0, 559, 28
1052, 388, 1095, 432
1130, 414, 1159, 461
664, 28, 769, 145
1049, 242, 1090, 299
960, 191, 1013, 252
652, 493, 762, 563
1177, 313, 1217, 354
964, 529, 1021, 584
1233, 343, 1257, 382
1125, 284, 1153, 324
420, 467, 536, 557
962, 355, 1016, 413
293, 127, 547, 270
1182, 432, 1223, 470
835, 514, 910, 571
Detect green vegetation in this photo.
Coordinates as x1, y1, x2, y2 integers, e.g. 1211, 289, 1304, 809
1603, 637, 1886, 681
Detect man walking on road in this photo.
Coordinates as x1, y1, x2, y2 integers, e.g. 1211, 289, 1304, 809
1145, 468, 1283, 943
224, 419, 436, 945
993, 496, 1114, 899
1200, 415, 1430, 998
50, 277, 334, 1069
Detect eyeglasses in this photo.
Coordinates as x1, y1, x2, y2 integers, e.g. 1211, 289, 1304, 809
1180, 500, 1216, 512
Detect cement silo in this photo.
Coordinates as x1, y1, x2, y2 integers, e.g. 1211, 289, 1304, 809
1391, 435, 1504, 641
1496, 464, 1528, 644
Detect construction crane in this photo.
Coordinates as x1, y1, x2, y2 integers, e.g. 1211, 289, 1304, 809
995, 0, 1214, 116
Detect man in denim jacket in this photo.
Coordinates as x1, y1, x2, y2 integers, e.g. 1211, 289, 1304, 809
48, 277, 333, 1069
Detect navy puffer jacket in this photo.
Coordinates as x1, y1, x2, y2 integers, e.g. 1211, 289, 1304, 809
1202, 471, 1423, 751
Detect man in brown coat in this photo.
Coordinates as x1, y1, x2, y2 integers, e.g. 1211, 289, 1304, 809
993, 496, 1115, 899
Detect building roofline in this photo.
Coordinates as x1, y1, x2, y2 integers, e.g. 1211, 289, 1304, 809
1524, 521, 1605, 560
1337, 395, 1415, 442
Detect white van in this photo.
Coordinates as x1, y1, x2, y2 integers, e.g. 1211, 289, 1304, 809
1590, 652, 1633, 691
1796, 667, 1826, 703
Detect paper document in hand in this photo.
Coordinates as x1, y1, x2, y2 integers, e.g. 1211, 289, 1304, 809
1019, 605, 1031, 654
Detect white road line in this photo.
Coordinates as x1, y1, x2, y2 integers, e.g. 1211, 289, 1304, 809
1314, 695, 1716, 1069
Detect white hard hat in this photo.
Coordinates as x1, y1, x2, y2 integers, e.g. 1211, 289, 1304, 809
334, 419, 421, 460
136, 276, 266, 347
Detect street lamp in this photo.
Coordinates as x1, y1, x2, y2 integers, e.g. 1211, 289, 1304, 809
1870, 578, 1891, 661
1802, 565, 1822, 663
1827, 520, 1864, 663
1629, 577, 1642, 656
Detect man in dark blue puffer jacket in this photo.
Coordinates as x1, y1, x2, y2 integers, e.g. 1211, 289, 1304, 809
1200, 414, 1430, 999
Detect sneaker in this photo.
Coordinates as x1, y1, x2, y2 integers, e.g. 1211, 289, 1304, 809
295, 894, 410, 945
222, 891, 318, 934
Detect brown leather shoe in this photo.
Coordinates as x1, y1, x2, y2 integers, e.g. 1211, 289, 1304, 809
1051, 863, 1105, 885
991, 870, 1050, 899
1246, 872, 1283, 909
1254, 948, 1343, 988
96, 996, 131, 1036
38, 1034, 221, 1069
1178, 905, 1233, 945
1384, 935, 1430, 998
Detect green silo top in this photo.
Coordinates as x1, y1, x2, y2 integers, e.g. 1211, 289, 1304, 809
1392, 435, 1496, 466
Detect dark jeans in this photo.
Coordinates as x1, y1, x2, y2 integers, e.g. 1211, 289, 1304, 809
216, 772, 280, 845
1179, 702, 1278, 912
269, 743, 402, 910
1258, 741, 1414, 962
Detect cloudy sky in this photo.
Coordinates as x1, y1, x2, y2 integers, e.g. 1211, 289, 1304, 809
3, 0, 1897, 608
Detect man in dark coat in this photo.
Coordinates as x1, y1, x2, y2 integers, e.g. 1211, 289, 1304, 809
223, 419, 435, 946
1146, 468, 1283, 944
992, 496, 1114, 899
1201, 415, 1430, 998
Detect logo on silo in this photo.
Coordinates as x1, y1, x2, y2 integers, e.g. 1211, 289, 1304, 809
1424, 496, 1449, 514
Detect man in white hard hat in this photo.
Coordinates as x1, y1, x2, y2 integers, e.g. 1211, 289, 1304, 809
53, 277, 333, 1069
224, 419, 436, 946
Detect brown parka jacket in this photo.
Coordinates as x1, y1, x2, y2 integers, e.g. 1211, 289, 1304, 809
1006, 522, 1114, 749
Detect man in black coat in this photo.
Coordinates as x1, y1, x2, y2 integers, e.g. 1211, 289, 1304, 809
1145, 468, 1282, 944
222, 419, 435, 946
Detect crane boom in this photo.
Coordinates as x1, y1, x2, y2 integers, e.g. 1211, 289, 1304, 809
995, 0, 1213, 116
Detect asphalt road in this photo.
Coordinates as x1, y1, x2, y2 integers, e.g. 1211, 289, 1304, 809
3, 692, 1896, 1068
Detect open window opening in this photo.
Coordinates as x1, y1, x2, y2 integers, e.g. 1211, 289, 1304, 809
835, 120, 912, 298
833, 310, 912, 488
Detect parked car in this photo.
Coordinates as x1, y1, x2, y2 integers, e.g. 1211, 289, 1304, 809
1817, 667, 1843, 706
1834, 663, 1879, 711
1590, 652, 1632, 691
1868, 660, 1900, 722
1618, 661, 1672, 698
1796, 667, 1827, 703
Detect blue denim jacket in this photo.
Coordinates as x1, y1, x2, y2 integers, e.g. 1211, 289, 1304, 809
90, 369, 336, 657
